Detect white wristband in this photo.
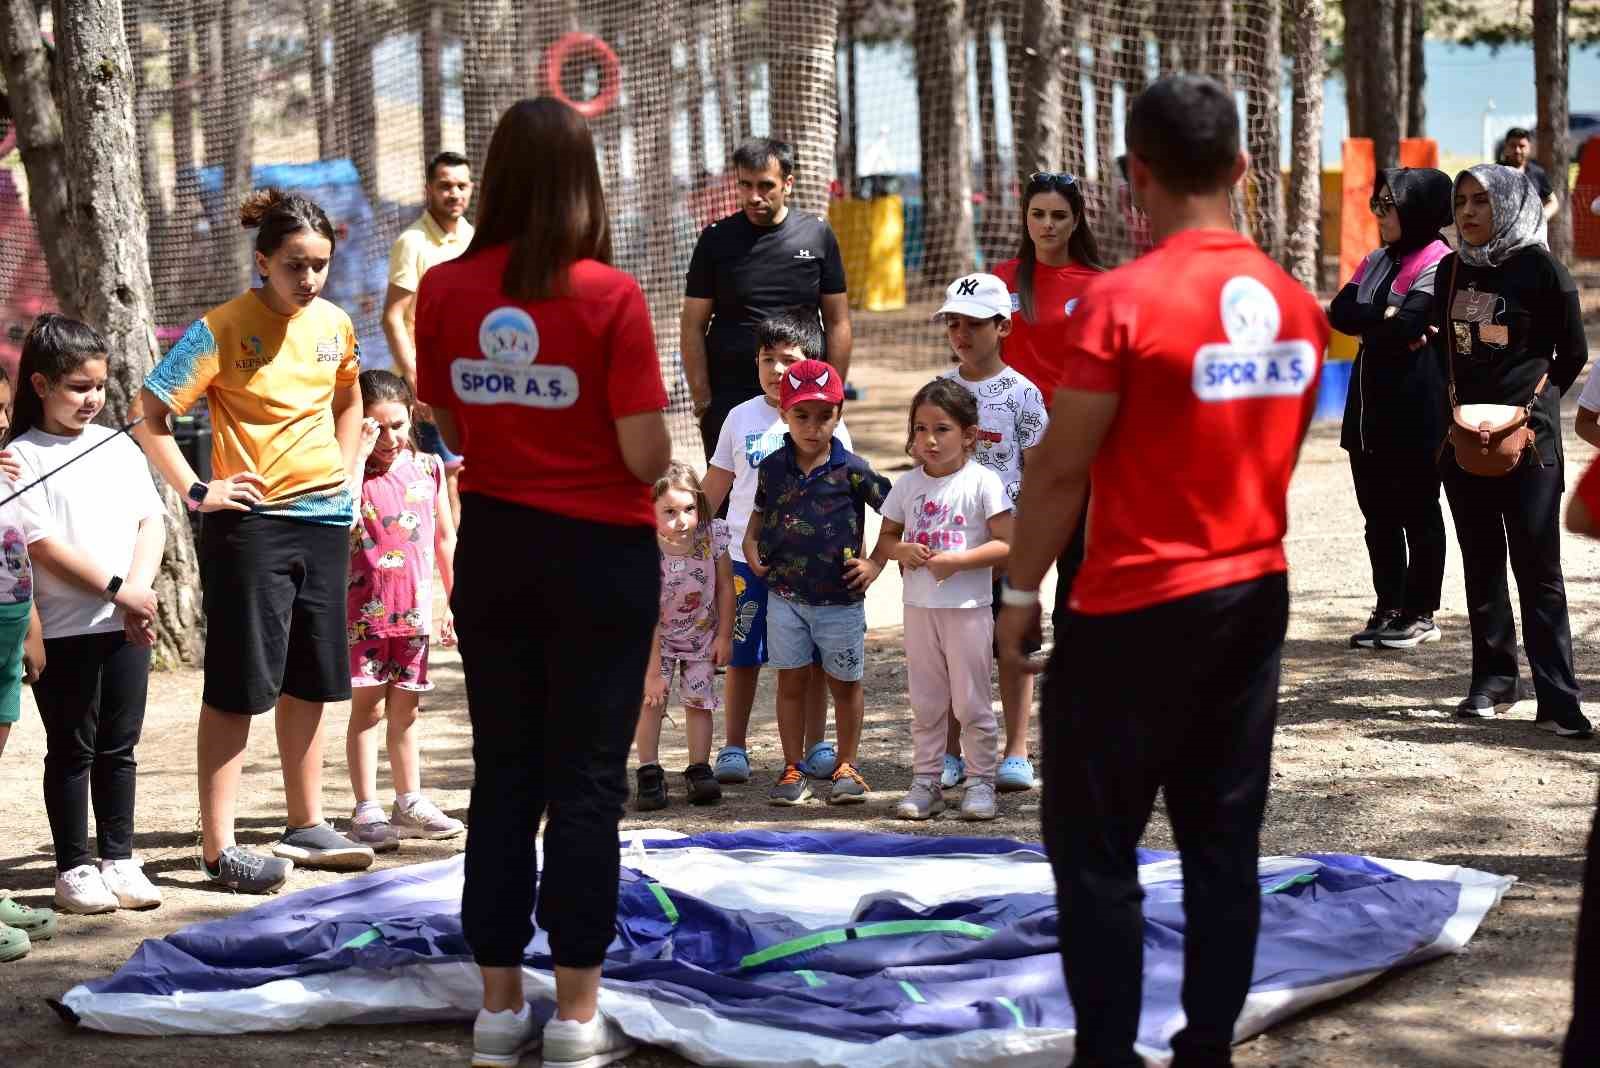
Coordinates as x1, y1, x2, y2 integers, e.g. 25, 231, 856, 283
998, 578, 1040, 607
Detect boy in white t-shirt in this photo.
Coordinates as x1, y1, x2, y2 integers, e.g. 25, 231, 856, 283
700, 311, 852, 786
935, 272, 1050, 793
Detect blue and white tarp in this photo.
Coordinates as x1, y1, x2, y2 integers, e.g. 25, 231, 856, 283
61, 830, 1512, 1066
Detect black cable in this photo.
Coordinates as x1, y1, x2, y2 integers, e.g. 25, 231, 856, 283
0, 417, 146, 509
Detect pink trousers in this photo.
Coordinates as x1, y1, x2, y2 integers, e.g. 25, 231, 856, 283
903, 605, 999, 779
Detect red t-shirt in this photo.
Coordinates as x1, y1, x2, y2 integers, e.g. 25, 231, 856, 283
1577, 455, 1600, 523
991, 257, 1104, 395
1057, 228, 1328, 616
414, 246, 668, 528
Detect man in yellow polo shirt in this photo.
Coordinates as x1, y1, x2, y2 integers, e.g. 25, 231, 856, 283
383, 151, 474, 518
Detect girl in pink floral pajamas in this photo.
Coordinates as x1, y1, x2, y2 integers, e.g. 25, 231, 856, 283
634, 462, 733, 810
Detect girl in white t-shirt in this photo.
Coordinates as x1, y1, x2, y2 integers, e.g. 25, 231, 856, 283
7, 315, 166, 916
873, 379, 1013, 822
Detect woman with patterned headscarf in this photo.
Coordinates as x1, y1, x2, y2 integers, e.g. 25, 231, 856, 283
1436, 163, 1590, 738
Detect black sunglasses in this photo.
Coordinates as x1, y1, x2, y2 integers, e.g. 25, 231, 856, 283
1029, 171, 1079, 187
1369, 194, 1397, 216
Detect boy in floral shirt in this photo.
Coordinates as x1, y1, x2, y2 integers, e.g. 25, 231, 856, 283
744, 359, 893, 806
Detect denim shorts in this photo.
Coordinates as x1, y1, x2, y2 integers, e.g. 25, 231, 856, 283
766, 595, 866, 682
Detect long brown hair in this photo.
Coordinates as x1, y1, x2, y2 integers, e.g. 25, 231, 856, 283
1015, 173, 1105, 321
467, 98, 612, 301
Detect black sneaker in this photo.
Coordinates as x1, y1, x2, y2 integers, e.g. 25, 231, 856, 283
1535, 711, 1595, 738
635, 764, 668, 811
767, 764, 813, 806
1376, 615, 1442, 649
1351, 609, 1401, 649
683, 763, 723, 805
1457, 692, 1516, 719
203, 846, 293, 894
271, 822, 375, 871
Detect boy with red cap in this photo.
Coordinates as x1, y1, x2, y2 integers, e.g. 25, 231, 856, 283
743, 359, 892, 806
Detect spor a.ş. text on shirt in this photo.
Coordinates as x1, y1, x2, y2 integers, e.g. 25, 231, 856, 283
145, 291, 360, 525
709, 393, 853, 563
990, 257, 1104, 395
413, 245, 668, 529
685, 210, 847, 396
1057, 228, 1328, 616
751, 437, 890, 606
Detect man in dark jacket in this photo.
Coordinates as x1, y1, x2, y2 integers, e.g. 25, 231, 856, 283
1328, 167, 1455, 650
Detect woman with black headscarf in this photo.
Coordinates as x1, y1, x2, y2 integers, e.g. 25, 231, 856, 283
1437, 163, 1591, 737
1329, 168, 1454, 651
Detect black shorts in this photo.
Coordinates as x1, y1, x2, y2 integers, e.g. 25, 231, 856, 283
199, 511, 352, 714
993, 575, 1043, 656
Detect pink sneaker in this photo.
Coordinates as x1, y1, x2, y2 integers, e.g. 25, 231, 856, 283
348, 808, 399, 853
391, 796, 464, 840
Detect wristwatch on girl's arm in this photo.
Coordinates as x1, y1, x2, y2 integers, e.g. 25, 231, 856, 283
186, 480, 208, 512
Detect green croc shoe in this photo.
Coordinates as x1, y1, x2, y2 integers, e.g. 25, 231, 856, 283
0, 895, 57, 940
0, 923, 30, 963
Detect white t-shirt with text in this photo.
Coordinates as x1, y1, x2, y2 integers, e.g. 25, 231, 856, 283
941, 364, 1049, 506
710, 395, 852, 563
879, 460, 1011, 609
11, 425, 165, 638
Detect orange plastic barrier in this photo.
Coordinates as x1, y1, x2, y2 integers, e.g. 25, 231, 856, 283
1574, 136, 1600, 259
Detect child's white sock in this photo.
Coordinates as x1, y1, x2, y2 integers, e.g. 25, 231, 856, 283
396, 791, 423, 810
353, 800, 384, 821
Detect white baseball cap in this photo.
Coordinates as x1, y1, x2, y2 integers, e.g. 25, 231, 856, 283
932, 272, 1012, 322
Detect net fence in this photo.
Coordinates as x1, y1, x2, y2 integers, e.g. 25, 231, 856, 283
0, 0, 1288, 456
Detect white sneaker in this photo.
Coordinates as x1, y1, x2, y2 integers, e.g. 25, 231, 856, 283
99, 858, 162, 910
960, 779, 998, 821
471, 1002, 539, 1067
54, 864, 118, 914
541, 1009, 635, 1068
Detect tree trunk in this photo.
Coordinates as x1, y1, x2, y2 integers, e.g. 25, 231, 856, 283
419, 3, 443, 165
0, 0, 76, 303
765, 0, 839, 217
626, 0, 677, 349
50, 0, 203, 668
915, 0, 975, 285
1060, 21, 1085, 179
712, 0, 740, 164
1247, 0, 1282, 258
1367, 0, 1399, 170
303, 0, 335, 160
1406, 0, 1425, 137
333, 3, 378, 206
462, 0, 519, 178
217, 0, 254, 296
1343, 0, 1366, 138
687, 25, 706, 180
841, 3, 857, 192
166, 2, 195, 177
1535, 0, 1571, 263
1091, 25, 1115, 226
973, 0, 1000, 201
1015, 0, 1062, 173
1286, 0, 1325, 289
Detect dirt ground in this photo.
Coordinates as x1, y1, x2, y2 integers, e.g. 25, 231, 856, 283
2, 353, 1599, 1068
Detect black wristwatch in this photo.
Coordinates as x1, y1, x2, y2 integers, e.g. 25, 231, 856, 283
187, 480, 208, 510
104, 575, 123, 603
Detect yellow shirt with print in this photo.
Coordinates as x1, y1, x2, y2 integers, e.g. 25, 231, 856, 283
145, 291, 359, 523
388, 211, 474, 333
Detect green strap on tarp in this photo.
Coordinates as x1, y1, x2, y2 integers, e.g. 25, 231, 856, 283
339, 926, 382, 951
898, 980, 925, 1004
646, 882, 680, 925
996, 996, 1024, 1027
738, 919, 993, 970
794, 969, 826, 988
1262, 873, 1318, 895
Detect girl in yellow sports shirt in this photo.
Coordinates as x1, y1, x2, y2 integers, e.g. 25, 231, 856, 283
133, 189, 371, 893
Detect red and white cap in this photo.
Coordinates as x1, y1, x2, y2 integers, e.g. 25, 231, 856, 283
779, 359, 845, 411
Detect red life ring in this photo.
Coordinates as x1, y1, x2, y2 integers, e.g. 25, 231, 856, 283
545, 33, 621, 120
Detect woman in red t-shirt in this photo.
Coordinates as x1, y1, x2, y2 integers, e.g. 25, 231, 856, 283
990, 171, 1106, 396
414, 99, 670, 1066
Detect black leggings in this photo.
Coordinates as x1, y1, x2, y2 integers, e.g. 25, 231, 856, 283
34, 631, 151, 872
454, 495, 658, 968
1348, 450, 1446, 617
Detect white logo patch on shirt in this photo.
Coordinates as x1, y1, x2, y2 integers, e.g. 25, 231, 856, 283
452, 306, 578, 409
1192, 277, 1313, 402
794, 249, 815, 260
1064, 298, 1080, 317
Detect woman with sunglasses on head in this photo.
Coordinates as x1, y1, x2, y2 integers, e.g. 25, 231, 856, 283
1327, 168, 1453, 652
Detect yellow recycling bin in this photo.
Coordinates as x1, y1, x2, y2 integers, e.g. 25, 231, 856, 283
829, 196, 906, 311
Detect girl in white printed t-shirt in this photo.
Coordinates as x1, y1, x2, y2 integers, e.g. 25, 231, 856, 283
873, 379, 1013, 823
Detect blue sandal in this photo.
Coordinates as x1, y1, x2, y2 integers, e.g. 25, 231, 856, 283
714, 746, 751, 784
801, 741, 838, 779
996, 756, 1036, 793
940, 753, 967, 789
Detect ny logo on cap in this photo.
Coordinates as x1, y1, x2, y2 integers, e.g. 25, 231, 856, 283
956, 278, 980, 296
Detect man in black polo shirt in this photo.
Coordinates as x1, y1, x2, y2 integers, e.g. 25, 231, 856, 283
1500, 126, 1560, 222
682, 138, 852, 457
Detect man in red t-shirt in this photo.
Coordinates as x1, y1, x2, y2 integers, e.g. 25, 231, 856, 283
997, 75, 1328, 1067
1561, 470, 1600, 1068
